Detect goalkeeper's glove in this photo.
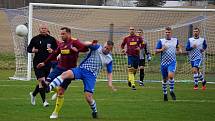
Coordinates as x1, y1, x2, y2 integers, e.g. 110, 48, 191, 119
147, 54, 152, 61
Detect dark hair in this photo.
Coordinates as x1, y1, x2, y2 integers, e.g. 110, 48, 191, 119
107, 40, 114, 46
165, 27, 172, 31
194, 27, 200, 31
60, 27, 71, 33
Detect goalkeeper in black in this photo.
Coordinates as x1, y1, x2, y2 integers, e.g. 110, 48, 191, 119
136, 29, 151, 86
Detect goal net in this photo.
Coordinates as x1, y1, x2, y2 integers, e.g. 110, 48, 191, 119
6, 3, 215, 82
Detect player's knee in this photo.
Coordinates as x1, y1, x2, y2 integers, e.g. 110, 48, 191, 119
128, 67, 134, 73
192, 67, 198, 74
61, 70, 73, 79
168, 75, 174, 80
84, 92, 93, 101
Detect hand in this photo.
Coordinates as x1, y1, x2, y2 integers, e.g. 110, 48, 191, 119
135, 47, 140, 52
47, 48, 53, 53
200, 49, 205, 53
71, 47, 78, 52
161, 46, 167, 51
121, 49, 126, 55
192, 44, 197, 48
108, 85, 117, 91
179, 49, 182, 54
32, 47, 38, 53
37, 62, 45, 69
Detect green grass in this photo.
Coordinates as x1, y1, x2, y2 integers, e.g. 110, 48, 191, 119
0, 53, 15, 69
0, 79, 214, 121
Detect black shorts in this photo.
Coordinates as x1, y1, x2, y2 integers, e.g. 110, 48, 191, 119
139, 59, 146, 66
33, 64, 51, 79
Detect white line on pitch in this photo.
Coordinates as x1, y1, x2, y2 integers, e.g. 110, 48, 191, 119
0, 97, 214, 103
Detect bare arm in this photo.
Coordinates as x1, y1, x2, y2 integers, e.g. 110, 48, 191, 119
107, 72, 117, 91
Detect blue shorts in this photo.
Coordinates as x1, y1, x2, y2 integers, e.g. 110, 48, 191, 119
47, 66, 67, 82
71, 67, 96, 93
161, 61, 176, 79
51, 61, 58, 69
128, 55, 139, 69
191, 59, 202, 68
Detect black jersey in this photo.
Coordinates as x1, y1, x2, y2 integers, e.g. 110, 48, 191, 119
27, 34, 57, 67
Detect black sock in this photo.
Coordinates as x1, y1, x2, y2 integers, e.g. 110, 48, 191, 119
60, 79, 72, 90
32, 85, 39, 96
39, 88, 46, 103
140, 69, 144, 82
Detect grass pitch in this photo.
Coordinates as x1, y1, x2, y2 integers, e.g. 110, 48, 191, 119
0, 78, 215, 121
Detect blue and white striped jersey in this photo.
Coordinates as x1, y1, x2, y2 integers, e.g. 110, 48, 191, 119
156, 38, 179, 66
79, 44, 113, 77
186, 37, 207, 61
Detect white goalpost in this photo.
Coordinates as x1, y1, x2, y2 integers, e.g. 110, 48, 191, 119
7, 3, 215, 81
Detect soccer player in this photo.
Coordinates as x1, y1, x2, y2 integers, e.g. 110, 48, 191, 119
136, 29, 151, 86
155, 27, 182, 101
186, 27, 207, 90
121, 27, 143, 90
46, 40, 116, 119
37, 27, 89, 113
27, 24, 57, 107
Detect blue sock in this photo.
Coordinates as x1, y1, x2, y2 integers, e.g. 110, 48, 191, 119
199, 72, 206, 86
90, 100, 97, 113
169, 79, 175, 92
193, 73, 199, 86
162, 81, 167, 95
49, 76, 63, 91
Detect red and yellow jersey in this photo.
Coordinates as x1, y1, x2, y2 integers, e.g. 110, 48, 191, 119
121, 34, 143, 56
44, 38, 88, 69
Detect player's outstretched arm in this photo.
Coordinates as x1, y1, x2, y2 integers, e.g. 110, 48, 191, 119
82, 40, 98, 46
106, 61, 117, 91
107, 72, 117, 91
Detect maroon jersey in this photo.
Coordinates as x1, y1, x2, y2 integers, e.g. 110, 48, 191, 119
50, 40, 62, 63
121, 34, 143, 56
44, 38, 88, 69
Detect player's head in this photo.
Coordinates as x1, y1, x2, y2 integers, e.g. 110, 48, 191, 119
60, 27, 71, 41
165, 27, 172, 40
136, 29, 143, 36
193, 27, 200, 38
39, 24, 49, 35
129, 27, 135, 35
102, 41, 114, 55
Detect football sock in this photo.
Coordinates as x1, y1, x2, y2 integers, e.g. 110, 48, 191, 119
128, 73, 135, 86
162, 82, 167, 95
90, 100, 97, 113
193, 73, 199, 86
199, 72, 206, 86
169, 79, 175, 92
39, 87, 46, 103
32, 84, 39, 96
140, 69, 144, 82
49, 76, 64, 91
53, 95, 64, 114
